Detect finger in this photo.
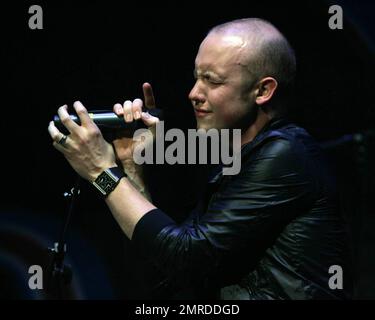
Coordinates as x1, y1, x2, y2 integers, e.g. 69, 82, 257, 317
141, 111, 160, 127
48, 121, 69, 153
123, 100, 133, 123
143, 82, 156, 109
73, 101, 93, 127
113, 103, 124, 116
53, 140, 68, 153
48, 120, 63, 142
132, 98, 143, 120
57, 104, 79, 133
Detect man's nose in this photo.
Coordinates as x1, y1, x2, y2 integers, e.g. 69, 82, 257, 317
188, 81, 205, 105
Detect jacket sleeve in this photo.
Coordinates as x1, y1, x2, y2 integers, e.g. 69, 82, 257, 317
131, 138, 317, 289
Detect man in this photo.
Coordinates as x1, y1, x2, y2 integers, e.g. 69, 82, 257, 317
48, 18, 353, 299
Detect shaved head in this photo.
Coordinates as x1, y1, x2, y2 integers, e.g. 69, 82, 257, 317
208, 18, 296, 108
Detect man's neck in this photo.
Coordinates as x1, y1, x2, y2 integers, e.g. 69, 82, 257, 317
241, 111, 272, 147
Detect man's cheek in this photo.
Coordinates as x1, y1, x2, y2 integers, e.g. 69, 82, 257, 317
218, 111, 238, 127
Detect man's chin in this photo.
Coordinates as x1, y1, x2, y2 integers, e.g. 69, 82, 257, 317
196, 119, 217, 131
197, 123, 213, 131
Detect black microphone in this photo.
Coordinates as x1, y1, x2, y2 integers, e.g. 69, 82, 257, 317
53, 108, 161, 131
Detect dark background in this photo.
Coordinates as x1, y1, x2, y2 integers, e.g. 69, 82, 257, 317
0, 0, 374, 299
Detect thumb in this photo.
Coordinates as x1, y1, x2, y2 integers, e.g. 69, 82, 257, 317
141, 111, 160, 127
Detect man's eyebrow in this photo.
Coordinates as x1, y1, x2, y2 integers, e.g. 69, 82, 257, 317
194, 68, 223, 79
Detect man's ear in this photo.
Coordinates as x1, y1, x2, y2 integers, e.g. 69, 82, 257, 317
255, 77, 278, 106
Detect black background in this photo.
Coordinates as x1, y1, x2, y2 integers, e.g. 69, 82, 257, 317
0, 0, 374, 299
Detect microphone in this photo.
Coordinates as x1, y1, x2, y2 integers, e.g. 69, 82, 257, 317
53, 108, 161, 131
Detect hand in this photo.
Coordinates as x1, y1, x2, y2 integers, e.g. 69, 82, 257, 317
48, 101, 117, 182
112, 82, 160, 169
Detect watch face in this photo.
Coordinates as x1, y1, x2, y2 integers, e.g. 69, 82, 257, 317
96, 173, 117, 194
93, 168, 123, 196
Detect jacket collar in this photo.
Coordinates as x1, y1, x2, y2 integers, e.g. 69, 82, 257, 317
208, 117, 293, 183
242, 117, 291, 149
253, 116, 291, 139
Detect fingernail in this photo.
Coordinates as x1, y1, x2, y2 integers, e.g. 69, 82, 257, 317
126, 114, 132, 121
134, 111, 140, 119
142, 112, 151, 119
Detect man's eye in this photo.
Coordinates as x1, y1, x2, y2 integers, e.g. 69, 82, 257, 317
209, 80, 221, 85
204, 75, 220, 84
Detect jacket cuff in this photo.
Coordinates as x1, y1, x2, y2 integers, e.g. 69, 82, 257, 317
131, 208, 175, 258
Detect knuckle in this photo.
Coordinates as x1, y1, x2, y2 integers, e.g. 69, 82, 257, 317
88, 126, 101, 137
51, 132, 58, 140
60, 115, 69, 124
123, 101, 132, 111
114, 103, 123, 113
79, 136, 89, 145
132, 99, 143, 111
92, 128, 101, 137
76, 108, 86, 116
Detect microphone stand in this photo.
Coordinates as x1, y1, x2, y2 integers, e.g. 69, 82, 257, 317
46, 175, 81, 299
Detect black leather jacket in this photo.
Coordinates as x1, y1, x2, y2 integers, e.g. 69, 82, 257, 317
132, 118, 353, 299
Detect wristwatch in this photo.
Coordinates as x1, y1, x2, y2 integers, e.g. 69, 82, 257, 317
92, 166, 126, 197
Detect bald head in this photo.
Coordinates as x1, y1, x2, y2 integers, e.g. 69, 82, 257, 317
208, 18, 296, 106
209, 18, 281, 55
